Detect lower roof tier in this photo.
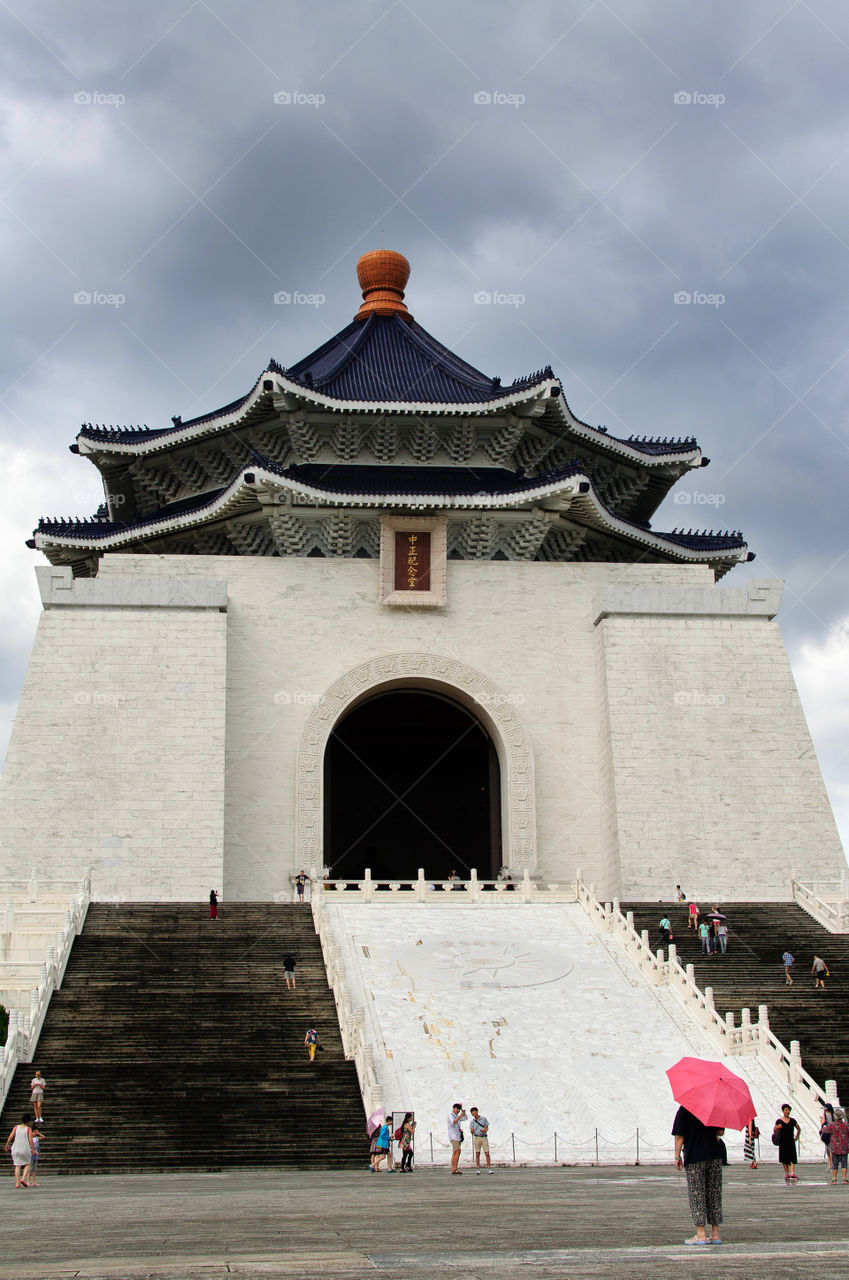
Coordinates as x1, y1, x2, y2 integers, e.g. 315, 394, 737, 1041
31, 458, 751, 580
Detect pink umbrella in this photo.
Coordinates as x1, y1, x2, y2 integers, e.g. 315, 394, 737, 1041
666, 1057, 756, 1130
367, 1107, 385, 1136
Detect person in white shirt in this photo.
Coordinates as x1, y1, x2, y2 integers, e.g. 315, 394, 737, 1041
447, 1103, 467, 1175
29, 1071, 46, 1121
470, 1107, 492, 1174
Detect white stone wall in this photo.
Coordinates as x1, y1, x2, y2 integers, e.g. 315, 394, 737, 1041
599, 607, 846, 899
0, 552, 843, 900
0, 574, 227, 901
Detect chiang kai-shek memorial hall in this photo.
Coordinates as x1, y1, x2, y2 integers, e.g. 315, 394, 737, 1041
1, 250, 844, 902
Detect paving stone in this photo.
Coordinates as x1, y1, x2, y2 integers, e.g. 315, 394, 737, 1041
1, 1166, 846, 1280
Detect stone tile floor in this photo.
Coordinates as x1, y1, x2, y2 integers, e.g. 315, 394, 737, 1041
1, 1165, 847, 1279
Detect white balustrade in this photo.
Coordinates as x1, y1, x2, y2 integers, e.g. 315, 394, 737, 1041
791, 878, 849, 932
575, 879, 838, 1129
0, 874, 90, 1109
314, 872, 580, 903
311, 889, 383, 1117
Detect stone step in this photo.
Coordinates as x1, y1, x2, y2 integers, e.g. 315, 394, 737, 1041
622, 901, 848, 1099
0, 903, 367, 1171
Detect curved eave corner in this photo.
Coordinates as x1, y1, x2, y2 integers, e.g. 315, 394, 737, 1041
550, 391, 704, 470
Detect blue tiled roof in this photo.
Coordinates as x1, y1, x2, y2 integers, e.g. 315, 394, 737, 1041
286, 314, 552, 404
253, 458, 584, 496
35, 488, 226, 538
625, 434, 698, 456
663, 529, 746, 550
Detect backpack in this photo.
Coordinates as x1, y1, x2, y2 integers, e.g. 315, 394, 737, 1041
394, 1125, 404, 1141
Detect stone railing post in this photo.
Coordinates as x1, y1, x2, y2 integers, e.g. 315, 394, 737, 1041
415, 868, 427, 902
520, 868, 532, 902
686, 963, 695, 986
362, 868, 375, 903
826, 1080, 840, 1106
19, 1013, 31, 1063
467, 868, 482, 901
28, 867, 38, 901
640, 929, 650, 951
789, 1040, 802, 1094
668, 944, 678, 968
626, 910, 634, 931
29, 988, 39, 1029
4, 899, 13, 934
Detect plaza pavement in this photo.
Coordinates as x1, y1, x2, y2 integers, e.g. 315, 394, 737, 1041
1, 1164, 848, 1279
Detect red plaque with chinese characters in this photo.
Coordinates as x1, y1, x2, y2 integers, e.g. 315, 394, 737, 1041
394, 531, 431, 592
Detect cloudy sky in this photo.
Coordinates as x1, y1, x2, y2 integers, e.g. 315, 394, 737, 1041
1, 0, 847, 855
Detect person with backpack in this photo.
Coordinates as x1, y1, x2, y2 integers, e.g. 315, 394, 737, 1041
396, 1112, 415, 1172
373, 1118, 392, 1172
659, 916, 673, 948
304, 1027, 320, 1062
447, 1103, 467, 1175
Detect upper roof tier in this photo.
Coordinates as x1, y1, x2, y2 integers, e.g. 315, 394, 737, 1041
74, 249, 698, 454
285, 312, 550, 404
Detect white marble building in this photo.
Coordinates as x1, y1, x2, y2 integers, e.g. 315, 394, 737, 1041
1, 250, 844, 901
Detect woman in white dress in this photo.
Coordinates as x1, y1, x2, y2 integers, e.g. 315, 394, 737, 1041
4, 1114, 34, 1188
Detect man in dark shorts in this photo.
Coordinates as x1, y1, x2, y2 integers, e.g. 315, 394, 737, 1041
295, 871, 309, 902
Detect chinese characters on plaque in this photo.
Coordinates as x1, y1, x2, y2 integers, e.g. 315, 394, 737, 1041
394, 531, 431, 592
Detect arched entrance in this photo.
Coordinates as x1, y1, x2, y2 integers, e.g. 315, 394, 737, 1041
324, 689, 501, 880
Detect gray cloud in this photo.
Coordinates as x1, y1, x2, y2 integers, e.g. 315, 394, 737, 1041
1, 0, 847, 845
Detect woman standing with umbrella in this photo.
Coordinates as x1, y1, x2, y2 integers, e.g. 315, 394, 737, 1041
773, 1104, 801, 1180
667, 1057, 757, 1246
672, 1108, 726, 1244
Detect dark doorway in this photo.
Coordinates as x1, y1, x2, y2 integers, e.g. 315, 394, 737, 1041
324, 689, 501, 881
